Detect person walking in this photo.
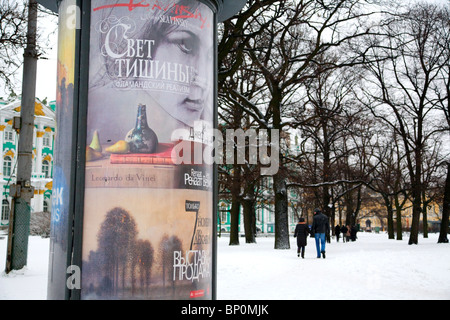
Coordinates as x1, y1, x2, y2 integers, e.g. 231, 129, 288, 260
294, 218, 310, 258
345, 225, 351, 242
335, 224, 341, 242
341, 225, 348, 243
311, 208, 330, 259
350, 225, 358, 242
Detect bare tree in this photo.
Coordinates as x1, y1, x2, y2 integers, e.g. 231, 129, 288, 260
138, 239, 154, 296
159, 234, 182, 296
0, 0, 55, 96
438, 162, 450, 243
366, 130, 409, 240
219, 0, 386, 249
432, 3, 450, 244
362, 2, 449, 244
0, 0, 28, 93
97, 207, 138, 296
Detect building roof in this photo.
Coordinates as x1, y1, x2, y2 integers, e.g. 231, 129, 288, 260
0, 98, 56, 121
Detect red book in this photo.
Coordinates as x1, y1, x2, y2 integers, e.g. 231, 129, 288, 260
110, 143, 175, 165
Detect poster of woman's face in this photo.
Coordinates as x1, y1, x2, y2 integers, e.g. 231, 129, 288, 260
88, 0, 214, 144
80, 0, 215, 300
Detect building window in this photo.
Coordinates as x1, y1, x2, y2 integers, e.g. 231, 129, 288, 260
42, 160, 50, 178
4, 129, 14, 142
3, 156, 12, 177
1, 200, 10, 222
220, 211, 228, 224
43, 133, 51, 147
43, 201, 49, 213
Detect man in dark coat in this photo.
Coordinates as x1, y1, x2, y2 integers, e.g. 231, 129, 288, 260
294, 218, 310, 258
311, 208, 330, 258
350, 225, 358, 241
340, 225, 348, 243
335, 224, 341, 242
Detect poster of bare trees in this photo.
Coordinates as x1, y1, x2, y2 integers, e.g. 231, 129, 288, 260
81, 189, 212, 299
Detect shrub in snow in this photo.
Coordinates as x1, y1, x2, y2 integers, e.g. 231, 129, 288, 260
30, 211, 51, 238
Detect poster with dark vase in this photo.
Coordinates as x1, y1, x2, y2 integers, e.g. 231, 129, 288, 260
81, 0, 214, 300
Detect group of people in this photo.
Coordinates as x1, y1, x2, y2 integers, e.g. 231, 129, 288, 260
293, 208, 359, 259
294, 208, 329, 259
334, 224, 358, 243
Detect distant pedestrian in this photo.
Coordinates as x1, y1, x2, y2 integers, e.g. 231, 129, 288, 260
345, 225, 351, 242
350, 225, 358, 242
294, 218, 310, 258
335, 225, 341, 242
311, 208, 330, 259
341, 225, 348, 243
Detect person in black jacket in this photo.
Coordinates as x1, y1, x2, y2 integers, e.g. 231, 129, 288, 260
340, 225, 348, 243
335, 224, 341, 242
311, 208, 330, 258
294, 218, 310, 258
350, 225, 358, 241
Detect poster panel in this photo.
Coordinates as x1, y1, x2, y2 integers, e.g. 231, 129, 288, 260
47, 0, 77, 300
81, 0, 214, 300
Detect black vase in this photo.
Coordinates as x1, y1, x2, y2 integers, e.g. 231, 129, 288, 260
125, 104, 158, 153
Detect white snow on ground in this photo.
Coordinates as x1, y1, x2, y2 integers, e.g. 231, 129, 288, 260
0, 234, 50, 300
217, 232, 450, 300
0, 231, 449, 300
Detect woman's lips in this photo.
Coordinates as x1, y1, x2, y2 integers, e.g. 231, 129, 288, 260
184, 98, 205, 111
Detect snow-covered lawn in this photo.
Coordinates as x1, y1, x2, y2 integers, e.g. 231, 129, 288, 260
1, 231, 449, 300
0, 234, 49, 300
218, 232, 450, 300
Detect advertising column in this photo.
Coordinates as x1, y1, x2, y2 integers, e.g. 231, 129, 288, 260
47, 0, 77, 300
80, 0, 214, 300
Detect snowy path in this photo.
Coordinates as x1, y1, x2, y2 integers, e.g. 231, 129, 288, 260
0, 235, 50, 300
0, 231, 449, 300
217, 232, 450, 300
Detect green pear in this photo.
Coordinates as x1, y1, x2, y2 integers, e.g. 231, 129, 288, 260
106, 140, 130, 154
86, 146, 103, 161
90, 130, 102, 152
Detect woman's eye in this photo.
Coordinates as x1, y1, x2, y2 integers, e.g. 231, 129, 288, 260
178, 40, 194, 54
166, 31, 198, 55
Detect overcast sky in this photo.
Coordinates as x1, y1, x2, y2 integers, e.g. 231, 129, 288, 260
0, 9, 58, 102
1, 0, 448, 103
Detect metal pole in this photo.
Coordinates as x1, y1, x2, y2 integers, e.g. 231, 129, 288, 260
5, 0, 38, 274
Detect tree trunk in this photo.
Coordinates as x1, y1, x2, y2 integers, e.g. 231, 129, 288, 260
229, 198, 240, 246
330, 205, 336, 236
384, 195, 395, 239
422, 206, 428, 238
395, 204, 403, 241
422, 191, 429, 238
438, 162, 450, 243
408, 146, 423, 245
229, 162, 241, 246
242, 197, 257, 243
408, 191, 422, 245
273, 172, 290, 249
344, 192, 354, 226
242, 179, 257, 243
